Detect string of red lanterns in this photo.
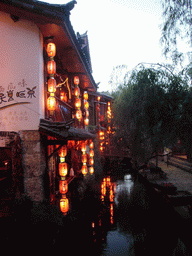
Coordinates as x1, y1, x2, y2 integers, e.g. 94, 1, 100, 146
89, 140, 94, 174
74, 76, 82, 122
46, 42, 57, 115
84, 91, 89, 126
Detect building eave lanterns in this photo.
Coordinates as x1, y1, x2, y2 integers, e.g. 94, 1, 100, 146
74, 76, 82, 122
46, 41, 56, 116
89, 140, 94, 175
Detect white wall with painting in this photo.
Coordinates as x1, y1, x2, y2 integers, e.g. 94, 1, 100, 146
0, 11, 44, 132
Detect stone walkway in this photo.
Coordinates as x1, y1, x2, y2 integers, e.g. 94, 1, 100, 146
153, 160, 192, 194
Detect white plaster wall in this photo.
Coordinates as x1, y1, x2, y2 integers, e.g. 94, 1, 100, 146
0, 11, 44, 131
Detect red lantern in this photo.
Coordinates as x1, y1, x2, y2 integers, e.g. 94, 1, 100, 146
89, 157, 94, 165
60, 197, 69, 214
75, 98, 81, 108
47, 95, 56, 111
84, 100, 89, 109
84, 118, 89, 126
74, 76, 79, 85
83, 91, 88, 100
58, 145, 67, 157
85, 110, 89, 117
76, 109, 82, 120
74, 86, 80, 97
47, 42, 56, 57
90, 141, 94, 149
90, 149, 94, 157
60, 91, 67, 102
48, 77, 56, 93
89, 166, 94, 175
59, 162, 68, 177
59, 180, 68, 194
82, 165, 88, 175
81, 142, 86, 152
97, 96, 100, 101
47, 60, 56, 75
82, 154, 87, 163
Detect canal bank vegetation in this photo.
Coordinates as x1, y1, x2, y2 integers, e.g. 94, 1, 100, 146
109, 63, 192, 169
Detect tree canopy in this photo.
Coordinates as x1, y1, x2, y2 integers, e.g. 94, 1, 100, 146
160, 0, 192, 63
111, 65, 189, 168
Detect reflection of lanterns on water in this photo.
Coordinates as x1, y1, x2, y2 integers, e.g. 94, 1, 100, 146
109, 185, 114, 202
60, 195, 69, 215
59, 180, 68, 194
107, 177, 111, 186
110, 203, 113, 224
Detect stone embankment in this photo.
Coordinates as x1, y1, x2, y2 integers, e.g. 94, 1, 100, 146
151, 157, 192, 194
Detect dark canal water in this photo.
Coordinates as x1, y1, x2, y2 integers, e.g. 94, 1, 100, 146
0, 171, 189, 255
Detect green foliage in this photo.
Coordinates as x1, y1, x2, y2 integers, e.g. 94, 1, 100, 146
111, 65, 189, 167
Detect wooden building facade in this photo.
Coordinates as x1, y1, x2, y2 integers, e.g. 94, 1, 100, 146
0, 0, 111, 208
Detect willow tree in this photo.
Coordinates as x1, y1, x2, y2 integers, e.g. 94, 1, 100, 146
160, 0, 192, 63
112, 66, 188, 169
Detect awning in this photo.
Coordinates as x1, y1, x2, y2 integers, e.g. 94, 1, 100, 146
39, 119, 96, 141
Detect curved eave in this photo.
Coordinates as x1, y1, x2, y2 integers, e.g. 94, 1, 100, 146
0, 0, 97, 92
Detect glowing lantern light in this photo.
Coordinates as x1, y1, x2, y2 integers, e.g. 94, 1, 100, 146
59, 180, 68, 194
82, 154, 87, 163
60, 91, 67, 102
85, 110, 89, 117
47, 42, 56, 57
89, 158, 94, 166
90, 141, 94, 149
74, 76, 79, 85
90, 149, 94, 157
83, 91, 88, 100
59, 162, 68, 177
82, 164, 88, 175
97, 96, 100, 101
89, 166, 94, 175
76, 109, 82, 120
81, 142, 86, 152
58, 145, 67, 157
74, 86, 80, 97
48, 77, 56, 93
84, 100, 89, 109
84, 118, 89, 126
107, 177, 111, 186
47, 60, 56, 75
47, 95, 56, 111
60, 197, 69, 215
75, 98, 81, 108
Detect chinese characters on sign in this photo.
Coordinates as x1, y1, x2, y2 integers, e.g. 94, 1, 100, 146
0, 79, 36, 106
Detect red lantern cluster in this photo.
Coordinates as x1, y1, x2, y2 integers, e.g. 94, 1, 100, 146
74, 76, 82, 121
46, 42, 56, 115
58, 145, 68, 179
89, 140, 94, 175
84, 91, 89, 126
81, 141, 87, 175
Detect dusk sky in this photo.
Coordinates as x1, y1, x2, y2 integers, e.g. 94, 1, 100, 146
41, 0, 171, 91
